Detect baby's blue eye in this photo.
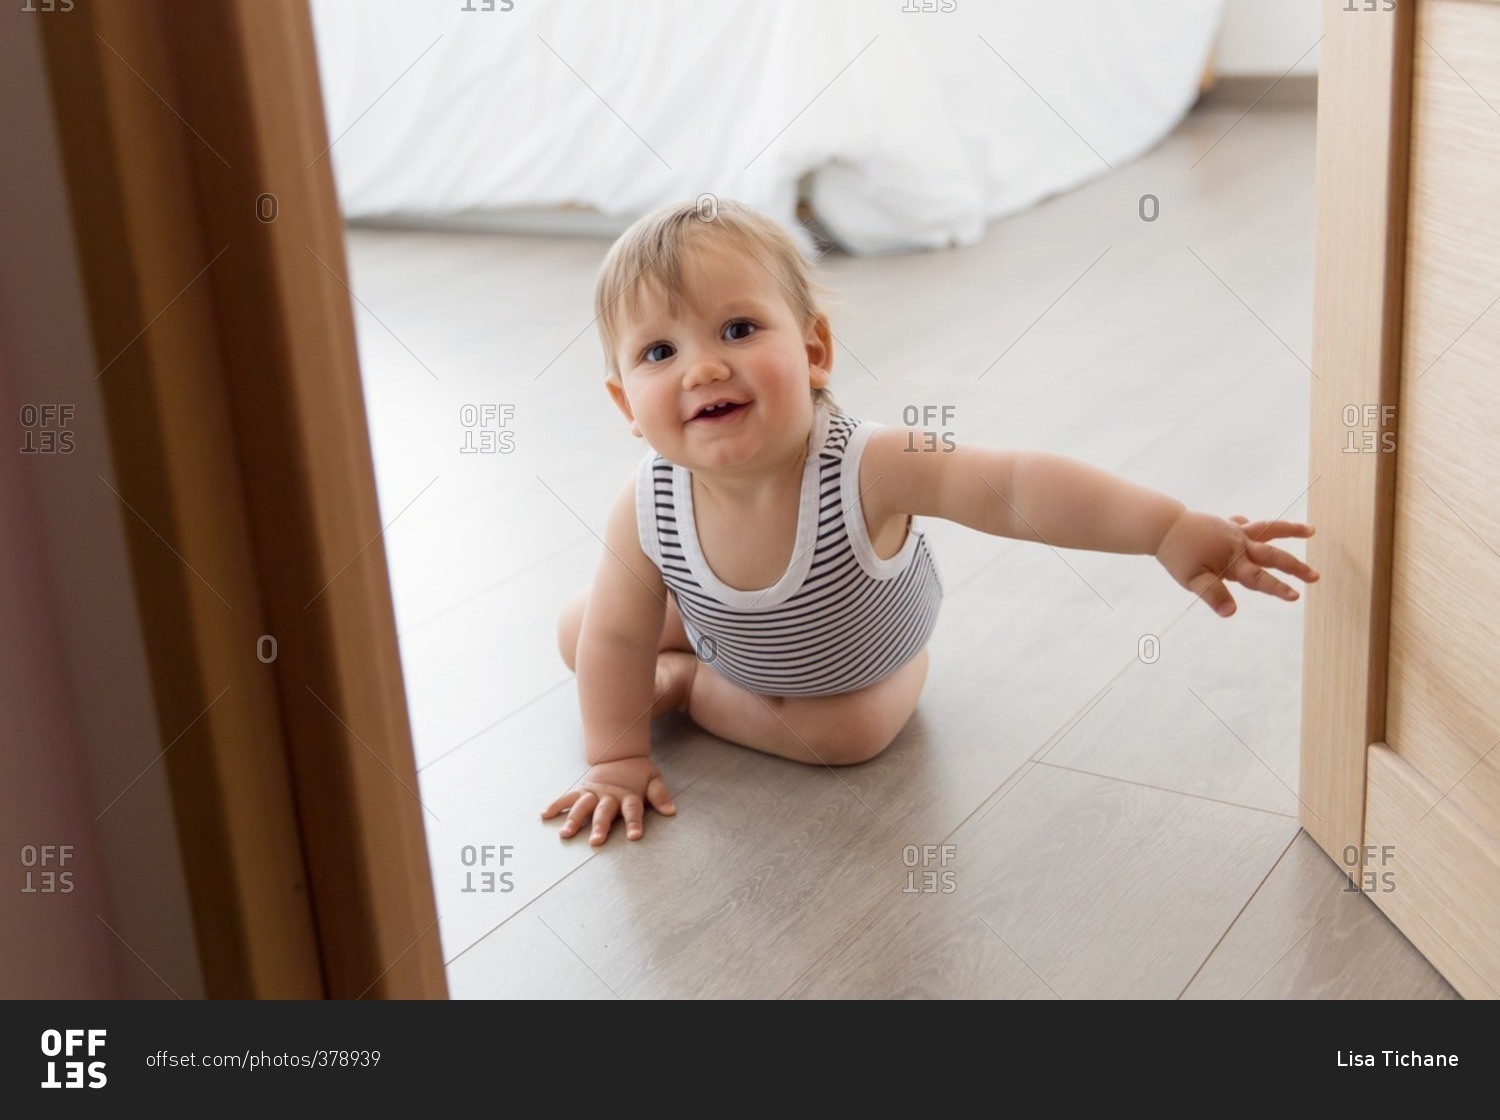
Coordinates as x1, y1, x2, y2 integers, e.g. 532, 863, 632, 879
643, 342, 675, 363
724, 320, 755, 341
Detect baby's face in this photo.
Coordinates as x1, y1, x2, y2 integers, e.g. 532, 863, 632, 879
606, 245, 831, 473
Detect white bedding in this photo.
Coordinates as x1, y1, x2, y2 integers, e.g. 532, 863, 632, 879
310, 0, 1224, 255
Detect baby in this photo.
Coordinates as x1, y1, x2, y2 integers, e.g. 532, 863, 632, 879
542, 199, 1319, 846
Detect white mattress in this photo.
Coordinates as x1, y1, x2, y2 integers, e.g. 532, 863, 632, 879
310, 0, 1224, 254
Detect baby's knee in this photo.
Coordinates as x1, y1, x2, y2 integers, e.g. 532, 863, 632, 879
821, 735, 892, 767
803, 664, 923, 765
810, 713, 898, 767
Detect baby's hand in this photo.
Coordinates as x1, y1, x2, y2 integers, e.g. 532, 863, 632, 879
1155, 511, 1319, 617
541, 757, 676, 846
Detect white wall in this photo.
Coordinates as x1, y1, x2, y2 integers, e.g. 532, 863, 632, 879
1214, 0, 1322, 75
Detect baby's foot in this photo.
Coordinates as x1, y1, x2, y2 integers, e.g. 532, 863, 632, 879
652, 650, 698, 717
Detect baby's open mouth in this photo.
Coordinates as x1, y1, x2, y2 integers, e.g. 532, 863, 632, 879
691, 400, 748, 422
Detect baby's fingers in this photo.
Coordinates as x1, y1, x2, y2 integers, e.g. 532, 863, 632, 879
645, 774, 677, 817
1241, 519, 1315, 542
589, 794, 621, 846
621, 795, 646, 841
1187, 571, 1237, 618
1247, 540, 1319, 583
1237, 563, 1298, 602
541, 789, 582, 821
558, 790, 598, 839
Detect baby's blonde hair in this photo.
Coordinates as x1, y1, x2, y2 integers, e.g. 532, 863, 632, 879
594, 198, 838, 411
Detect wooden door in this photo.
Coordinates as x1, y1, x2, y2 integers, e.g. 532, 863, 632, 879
1303, 0, 1500, 999
38, 0, 446, 998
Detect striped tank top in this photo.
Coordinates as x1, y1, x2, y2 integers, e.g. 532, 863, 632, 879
635, 403, 944, 697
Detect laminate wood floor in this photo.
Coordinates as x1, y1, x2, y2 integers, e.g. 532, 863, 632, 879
345, 100, 1457, 998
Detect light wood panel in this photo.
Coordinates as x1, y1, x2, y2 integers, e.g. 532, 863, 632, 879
1300, 0, 1415, 862
1387, 0, 1500, 834
1364, 744, 1500, 999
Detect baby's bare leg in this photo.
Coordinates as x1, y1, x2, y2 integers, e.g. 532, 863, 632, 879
666, 647, 929, 766
560, 585, 927, 761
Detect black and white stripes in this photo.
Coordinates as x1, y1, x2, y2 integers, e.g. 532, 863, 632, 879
636, 404, 943, 698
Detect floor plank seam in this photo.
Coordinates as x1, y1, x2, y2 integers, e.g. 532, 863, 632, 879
440, 863, 591, 971
1172, 827, 1303, 1000
416, 675, 572, 774
1029, 683, 1118, 766
780, 755, 1046, 999
778, 896, 921, 1000
1033, 759, 1299, 820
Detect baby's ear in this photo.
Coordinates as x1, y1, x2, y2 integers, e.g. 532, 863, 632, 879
605, 376, 642, 437
805, 314, 834, 388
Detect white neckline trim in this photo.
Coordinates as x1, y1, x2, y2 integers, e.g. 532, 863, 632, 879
635, 449, 664, 567
673, 404, 829, 611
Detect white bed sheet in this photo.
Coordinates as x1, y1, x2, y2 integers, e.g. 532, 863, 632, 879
310, 0, 1224, 255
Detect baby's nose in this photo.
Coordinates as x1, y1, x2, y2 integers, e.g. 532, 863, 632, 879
683, 355, 731, 385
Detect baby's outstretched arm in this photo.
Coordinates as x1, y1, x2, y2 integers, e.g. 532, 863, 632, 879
861, 430, 1318, 617
541, 482, 676, 844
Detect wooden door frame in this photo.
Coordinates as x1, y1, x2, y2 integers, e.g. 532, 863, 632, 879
1303, 0, 1500, 1000
1300, 0, 1415, 864
39, 0, 445, 998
